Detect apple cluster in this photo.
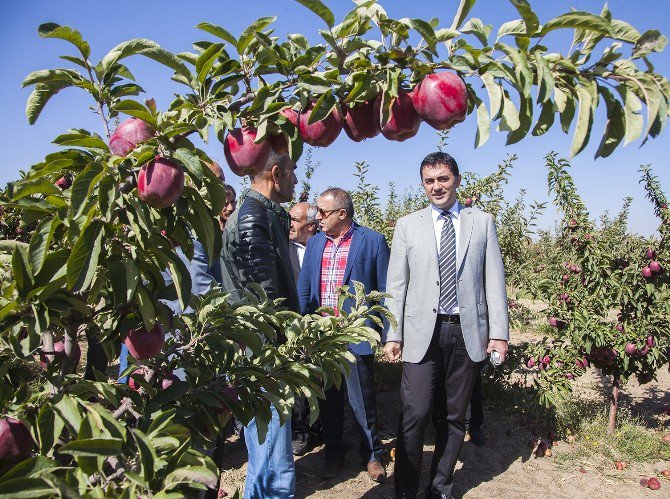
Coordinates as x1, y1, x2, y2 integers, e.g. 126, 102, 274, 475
223, 71, 467, 176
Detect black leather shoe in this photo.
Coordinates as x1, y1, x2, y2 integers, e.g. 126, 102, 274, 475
468, 427, 486, 446
292, 438, 310, 456
320, 459, 344, 479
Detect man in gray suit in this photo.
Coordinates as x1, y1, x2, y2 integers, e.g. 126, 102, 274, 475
383, 152, 509, 499
288, 201, 320, 455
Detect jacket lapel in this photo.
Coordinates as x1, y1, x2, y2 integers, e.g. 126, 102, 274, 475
343, 224, 363, 283
457, 207, 474, 272
418, 207, 439, 274
311, 234, 327, 295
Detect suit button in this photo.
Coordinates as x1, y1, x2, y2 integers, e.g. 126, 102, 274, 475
432, 308, 437, 313
436, 281, 440, 286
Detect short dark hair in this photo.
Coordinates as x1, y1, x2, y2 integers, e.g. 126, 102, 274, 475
320, 187, 355, 218
420, 152, 460, 179
225, 184, 237, 200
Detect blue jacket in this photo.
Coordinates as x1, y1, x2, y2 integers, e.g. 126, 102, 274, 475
297, 223, 390, 355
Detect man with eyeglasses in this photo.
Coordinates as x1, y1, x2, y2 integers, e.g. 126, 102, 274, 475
297, 188, 390, 482
383, 152, 509, 499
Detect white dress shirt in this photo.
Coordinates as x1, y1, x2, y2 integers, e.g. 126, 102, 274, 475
291, 241, 306, 268
431, 202, 461, 315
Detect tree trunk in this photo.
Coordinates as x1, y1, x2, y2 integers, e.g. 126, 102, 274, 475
608, 376, 620, 434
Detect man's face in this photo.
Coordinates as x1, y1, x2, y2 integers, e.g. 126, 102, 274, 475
221, 186, 236, 223
275, 160, 298, 203
316, 194, 348, 236
289, 203, 316, 244
421, 163, 461, 210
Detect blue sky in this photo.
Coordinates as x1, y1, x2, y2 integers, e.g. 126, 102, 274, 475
0, 0, 668, 236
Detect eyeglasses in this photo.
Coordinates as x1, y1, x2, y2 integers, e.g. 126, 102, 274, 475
317, 207, 341, 217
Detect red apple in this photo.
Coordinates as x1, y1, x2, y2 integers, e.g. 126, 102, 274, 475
341, 100, 380, 142
464, 197, 473, 207
410, 72, 467, 130
137, 157, 184, 209
650, 261, 662, 274
217, 385, 238, 415
294, 102, 342, 147
55, 175, 72, 190
0, 417, 34, 466
526, 358, 535, 368
647, 336, 656, 348
615, 324, 624, 332
646, 248, 656, 260
647, 477, 661, 490
125, 324, 165, 360
642, 266, 653, 279
615, 460, 626, 470
128, 368, 146, 391
374, 91, 421, 142
663, 434, 670, 444
638, 345, 650, 356
624, 343, 637, 355
40, 340, 81, 368
160, 371, 180, 390
224, 127, 271, 176
109, 118, 155, 157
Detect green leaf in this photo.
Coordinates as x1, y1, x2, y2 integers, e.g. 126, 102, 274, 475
29, 217, 60, 274
131, 429, 157, 483
196, 43, 224, 84
610, 19, 641, 44
496, 19, 526, 41
114, 100, 158, 128
22, 69, 81, 88
461, 18, 492, 46
98, 175, 119, 221
164, 466, 218, 490
532, 100, 555, 136
53, 129, 109, 150
11, 178, 61, 201
450, 0, 477, 30
498, 92, 520, 131
100, 39, 189, 78
540, 12, 612, 36
307, 90, 336, 124
616, 85, 643, 145
12, 246, 33, 298
506, 96, 533, 145
37, 23, 90, 58
0, 477, 56, 498
109, 259, 140, 305
594, 87, 625, 158
59, 437, 123, 457
534, 52, 555, 104
52, 395, 82, 435
495, 43, 532, 95
135, 285, 156, 331
474, 97, 490, 147
0, 456, 60, 483
196, 22, 237, 45
173, 148, 205, 185
69, 161, 105, 220
408, 18, 437, 51
554, 86, 576, 134
570, 79, 597, 157
294, 0, 334, 28
154, 246, 193, 312
66, 219, 103, 292
26, 80, 73, 125
632, 29, 668, 59
237, 17, 276, 55
480, 73, 503, 119
509, 0, 539, 35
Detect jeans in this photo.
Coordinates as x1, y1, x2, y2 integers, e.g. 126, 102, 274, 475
118, 343, 130, 383
244, 406, 295, 499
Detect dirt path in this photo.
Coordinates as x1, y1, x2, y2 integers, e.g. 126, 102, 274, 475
218, 345, 670, 498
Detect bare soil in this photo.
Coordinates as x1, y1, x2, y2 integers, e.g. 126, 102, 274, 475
218, 332, 670, 498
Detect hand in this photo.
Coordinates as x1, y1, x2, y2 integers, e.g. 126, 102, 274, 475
487, 339, 508, 363
383, 341, 402, 362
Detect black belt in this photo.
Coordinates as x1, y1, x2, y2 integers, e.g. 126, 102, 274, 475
437, 314, 460, 324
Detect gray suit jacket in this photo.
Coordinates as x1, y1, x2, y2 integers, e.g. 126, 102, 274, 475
383, 205, 509, 363
288, 241, 301, 286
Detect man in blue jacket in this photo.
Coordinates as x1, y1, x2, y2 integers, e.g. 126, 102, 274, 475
297, 187, 390, 482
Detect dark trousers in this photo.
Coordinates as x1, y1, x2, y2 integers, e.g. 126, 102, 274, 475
319, 352, 383, 463
291, 395, 321, 441
394, 319, 479, 498
465, 361, 485, 431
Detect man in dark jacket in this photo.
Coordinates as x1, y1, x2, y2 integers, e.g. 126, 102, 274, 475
220, 150, 298, 499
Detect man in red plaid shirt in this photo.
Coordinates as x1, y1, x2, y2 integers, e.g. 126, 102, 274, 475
297, 188, 390, 483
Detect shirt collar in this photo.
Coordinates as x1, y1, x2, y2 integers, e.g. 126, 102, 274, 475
290, 240, 306, 249
431, 201, 461, 222
325, 222, 355, 243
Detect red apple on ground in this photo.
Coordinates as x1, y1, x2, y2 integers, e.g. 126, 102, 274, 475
0, 417, 34, 467
374, 91, 421, 142
410, 72, 467, 130
137, 157, 184, 209
341, 100, 380, 142
294, 102, 342, 147
109, 118, 155, 157
125, 324, 165, 360
615, 461, 626, 470
647, 477, 661, 490
662, 469, 670, 477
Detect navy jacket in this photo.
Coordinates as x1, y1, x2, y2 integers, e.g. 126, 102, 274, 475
297, 223, 390, 355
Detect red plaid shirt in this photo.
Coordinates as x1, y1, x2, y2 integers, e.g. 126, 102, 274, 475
320, 224, 354, 309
